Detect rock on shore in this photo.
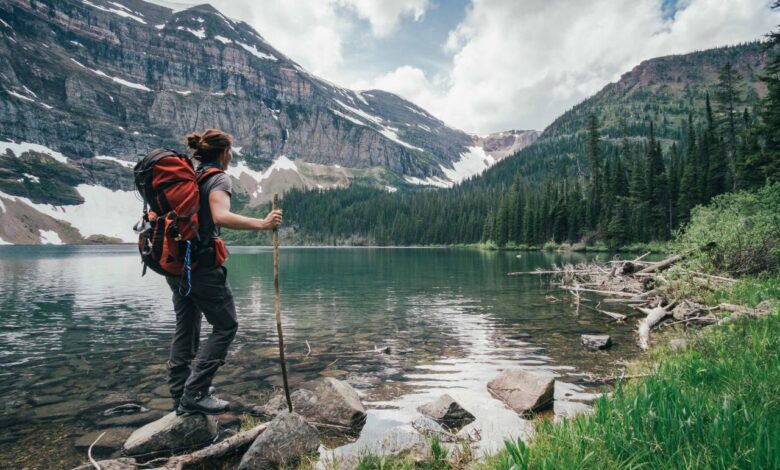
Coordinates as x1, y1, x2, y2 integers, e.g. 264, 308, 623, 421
416, 394, 475, 429
487, 368, 555, 415
581, 334, 612, 350
238, 412, 320, 470
122, 412, 218, 456
256, 378, 367, 432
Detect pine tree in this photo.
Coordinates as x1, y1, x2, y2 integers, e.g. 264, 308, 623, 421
644, 121, 669, 239
584, 114, 603, 231
714, 61, 742, 189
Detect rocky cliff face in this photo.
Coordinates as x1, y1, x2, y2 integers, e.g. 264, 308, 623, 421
0, 0, 476, 176
474, 130, 539, 161
0, 0, 534, 244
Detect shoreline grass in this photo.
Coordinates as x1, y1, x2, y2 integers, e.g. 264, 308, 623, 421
478, 312, 779, 470
354, 275, 780, 470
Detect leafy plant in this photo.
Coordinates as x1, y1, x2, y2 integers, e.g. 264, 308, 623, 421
676, 183, 780, 275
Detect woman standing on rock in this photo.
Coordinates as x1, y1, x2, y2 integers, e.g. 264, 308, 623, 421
164, 129, 283, 415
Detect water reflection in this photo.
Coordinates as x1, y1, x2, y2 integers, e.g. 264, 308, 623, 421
0, 246, 640, 467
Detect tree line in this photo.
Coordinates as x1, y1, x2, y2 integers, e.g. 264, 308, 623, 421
226, 36, 780, 248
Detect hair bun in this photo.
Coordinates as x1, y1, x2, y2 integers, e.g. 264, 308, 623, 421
186, 132, 203, 150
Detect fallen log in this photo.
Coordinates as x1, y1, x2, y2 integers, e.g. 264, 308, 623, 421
582, 304, 627, 321
153, 423, 268, 470
718, 303, 755, 316
508, 269, 589, 276
602, 298, 648, 304
636, 253, 686, 275
637, 306, 670, 350
560, 287, 640, 297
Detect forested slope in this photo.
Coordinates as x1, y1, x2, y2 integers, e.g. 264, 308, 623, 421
226, 41, 780, 247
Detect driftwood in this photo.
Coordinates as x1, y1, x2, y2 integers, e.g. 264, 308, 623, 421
516, 254, 759, 351
88, 432, 106, 470
636, 253, 686, 275
637, 306, 671, 350
151, 424, 268, 470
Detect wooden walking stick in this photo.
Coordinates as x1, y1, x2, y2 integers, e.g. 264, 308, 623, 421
272, 193, 293, 412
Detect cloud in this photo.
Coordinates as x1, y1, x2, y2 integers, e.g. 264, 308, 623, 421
151, 1, 431, 84
358, 0, 778, 134
338, 0, 431, 37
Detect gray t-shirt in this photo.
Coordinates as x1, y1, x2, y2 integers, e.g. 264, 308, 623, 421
198, 171, 232, 240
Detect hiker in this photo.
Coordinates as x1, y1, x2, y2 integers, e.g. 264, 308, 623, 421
135, 128, 283, 415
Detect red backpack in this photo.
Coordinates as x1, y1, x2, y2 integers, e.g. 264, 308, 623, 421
133, 149, 227, 294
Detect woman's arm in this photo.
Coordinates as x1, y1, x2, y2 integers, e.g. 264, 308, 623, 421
209, 190, 282, 231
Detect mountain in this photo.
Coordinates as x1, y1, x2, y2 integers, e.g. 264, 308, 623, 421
249, 41, 774, 247
475, 130, 540, 161
472, 42, 769, 190
0, 0, 533, 244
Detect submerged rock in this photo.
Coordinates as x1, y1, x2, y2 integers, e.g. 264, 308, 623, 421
238, 412, 320, 470
256, 378, 367, 433
416, 394, 475, 430
122, 411, 218, 456
487, 368, 555, 415
97, 409, 166, 428
553, 400, 593, 424
71, 457, 137, 470
74, 427, 135, 456
581, 334, 612, 350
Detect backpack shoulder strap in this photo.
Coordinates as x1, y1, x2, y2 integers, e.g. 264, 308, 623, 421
196, 167, 225, 185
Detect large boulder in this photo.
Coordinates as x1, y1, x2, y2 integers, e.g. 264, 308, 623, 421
416, 394, 475, 430
122, 412, 219, 456
238, 412, 320, 470
256, 378, 367, 433
487, 369, 555, 415
581, 334, 612, 350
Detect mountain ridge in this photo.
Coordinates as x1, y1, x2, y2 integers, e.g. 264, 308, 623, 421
0, 0, 535, 244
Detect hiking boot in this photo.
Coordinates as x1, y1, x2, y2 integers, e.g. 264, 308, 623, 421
176, 388, 230, 415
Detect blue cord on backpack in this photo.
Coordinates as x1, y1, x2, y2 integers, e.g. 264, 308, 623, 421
179, 240, 193, 297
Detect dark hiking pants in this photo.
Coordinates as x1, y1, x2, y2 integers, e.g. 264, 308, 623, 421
165, 266, 237, 399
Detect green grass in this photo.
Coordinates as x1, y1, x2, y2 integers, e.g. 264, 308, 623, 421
706, 276, 780, 308
355, 436, 453, 470
479, 313, 780, 470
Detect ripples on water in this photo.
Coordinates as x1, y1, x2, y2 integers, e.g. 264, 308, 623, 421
0, 246, 642, 466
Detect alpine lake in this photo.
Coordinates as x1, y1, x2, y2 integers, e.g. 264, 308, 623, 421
0, 246, 652, 468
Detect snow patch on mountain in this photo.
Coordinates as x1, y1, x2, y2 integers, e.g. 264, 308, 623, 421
330, 108, 366, 126
226, 160, 266, 182
214, 35, 232, 44
70, 59, 151, 91
4, 89, 34, 102
23, 173, 40, 183
439, 146, 495, 184
94, 155, 135, 168
82, 0, 147, 24
0, 186, 138, 242
334, 99, 422, 151
39, 229, 63, 245
0, 141, 69, 163
227, 156, 299, 198
177, 26, 205, 39
404, 175, 452, 188
237, 42, 277, 61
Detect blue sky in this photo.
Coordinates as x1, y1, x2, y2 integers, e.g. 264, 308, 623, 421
153, 0, 778, 134
337, 0, 470, 81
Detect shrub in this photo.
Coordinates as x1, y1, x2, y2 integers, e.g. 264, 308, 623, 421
676, 183, 780, 275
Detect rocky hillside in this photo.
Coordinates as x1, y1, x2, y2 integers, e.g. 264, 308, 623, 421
0, 0, 532, 244
475, 130, 539, 161
472, 42, 770, 189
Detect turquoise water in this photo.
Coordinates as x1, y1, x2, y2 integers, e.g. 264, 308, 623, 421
0, 246, 642, 467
